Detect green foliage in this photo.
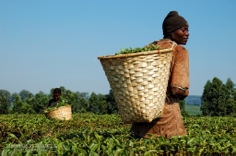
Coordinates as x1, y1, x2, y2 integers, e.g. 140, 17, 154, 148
99, 101, 108, 114
115, 44, 161, 55
45, 97, 70, 113
2, 88, 118, 115
19, 89, 31, 103
48, 88, 55, 100
80, 97, 88, 110
20, 103, 35, 114
71, 93, 81, 113
0, 95, 9, 114
105, 90, 118, 114
181, 110, 189, 117
185, 105, 202, 116
26, 93, 48, 114
88, 92, 99, 114
76, 92, 90, 100
0, 89, 11, 106
0, 114, 234, 155
10, 92, 19, 107
12, 95, 35, 114
179, 99, 186, 111
60, 86, 66, 95
12, 96, 23, 113
201, 77, 235, 116
226, 78, 234, 98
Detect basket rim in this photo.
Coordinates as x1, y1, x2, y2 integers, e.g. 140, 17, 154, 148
98, 47, 174, 60
44, 105, 71, 114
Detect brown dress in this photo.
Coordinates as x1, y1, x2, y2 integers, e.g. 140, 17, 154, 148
130, 39, 190, 139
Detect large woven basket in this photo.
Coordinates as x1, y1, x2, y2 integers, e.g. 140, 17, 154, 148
45, 105, 72, 120
98, 43, 176, 123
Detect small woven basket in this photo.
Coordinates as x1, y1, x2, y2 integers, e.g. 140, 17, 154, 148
98, 43, 176, 123
45, 105, 72, 120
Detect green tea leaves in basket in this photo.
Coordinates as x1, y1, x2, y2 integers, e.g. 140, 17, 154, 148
45, 97, 70, 113
115, 44, 160, 55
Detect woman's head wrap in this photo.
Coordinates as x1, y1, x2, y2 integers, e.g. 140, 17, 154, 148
53, 88, 61, 94
162, 11, 188, 36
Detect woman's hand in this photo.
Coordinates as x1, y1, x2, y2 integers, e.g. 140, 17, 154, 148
171, 87, 189, 100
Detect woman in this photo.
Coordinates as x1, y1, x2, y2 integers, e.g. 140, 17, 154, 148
130, 11, 190, 139
47, 88, 62, 109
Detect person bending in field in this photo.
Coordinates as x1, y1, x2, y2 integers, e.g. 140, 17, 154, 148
130, 11, 190, 139
46, 88, 62, 109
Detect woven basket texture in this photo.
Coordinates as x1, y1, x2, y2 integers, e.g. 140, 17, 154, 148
99, 45, 175, 123
45, 105, 72, 120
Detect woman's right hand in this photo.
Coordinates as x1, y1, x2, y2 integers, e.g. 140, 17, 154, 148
170, 87, 189, 100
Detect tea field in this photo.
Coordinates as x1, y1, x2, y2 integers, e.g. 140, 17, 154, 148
0, 113, 235, 155
185, 105, 201, 116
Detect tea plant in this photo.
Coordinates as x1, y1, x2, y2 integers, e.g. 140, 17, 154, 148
115, 44, 161, 55
0, 113, 235, 155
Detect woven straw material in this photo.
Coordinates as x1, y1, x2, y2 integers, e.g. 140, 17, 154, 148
98, 45, 175, 123
45, 105, 72, 120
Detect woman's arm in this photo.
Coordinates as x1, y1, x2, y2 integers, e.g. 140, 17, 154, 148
169, 46, 190, 100
171, 87, 189, 100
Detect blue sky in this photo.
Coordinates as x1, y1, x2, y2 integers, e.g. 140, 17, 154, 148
0, 0, 235, 96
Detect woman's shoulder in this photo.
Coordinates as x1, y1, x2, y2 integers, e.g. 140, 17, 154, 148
175, 44, 188, 51
174, 45, 188, 57
145, 39, 188, 53
145, 39, 173, 49
173, 45, 189, 63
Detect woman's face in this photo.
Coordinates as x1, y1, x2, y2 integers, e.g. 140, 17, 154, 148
170, 26, 189, 45
53, 93, 61, 102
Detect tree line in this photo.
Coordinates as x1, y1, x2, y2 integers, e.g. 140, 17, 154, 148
200, 77, 235, 116
0, 87, 118, 115
0, 77, 235, 116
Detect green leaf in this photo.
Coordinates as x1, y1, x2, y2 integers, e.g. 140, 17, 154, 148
144, 150, 158, 155
156, 45, 160, 50
114, 149, 125, 156
77, 148, 88, 156
90, 143, 99, 152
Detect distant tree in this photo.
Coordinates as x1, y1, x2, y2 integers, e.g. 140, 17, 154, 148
80, 97, 88, 110
20, 103, 35, 114
27, 93, 48, 113
226, 78, 234, 98
179, 99, 189, 117
179, 99, 186, 111
105, 89, 118, 114
201, 80, 212, 104
200, 77, 233, 116
28, 93, 34, 99
19, 89, 31, 102
75, 91, 81, 99
71, 93, 80, 113
48, 88, 54, 99
60, 86, 66, 95
0, 95, 9, 114
98, 94, 105, 103
234, 87, 236, 114
11, 92, 19, 106
0, 89, 11, 106
99, 100, 108, 114
97, 94, 107, 114
79, 92, 90, 100
12, 96, 23, 113
88, 92, 99, 113
12, 95, 35, 114
234, 87, 236, 101
38, 91, 44, 96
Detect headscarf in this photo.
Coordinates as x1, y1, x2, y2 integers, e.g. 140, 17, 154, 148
53, 88, 61, 94
162, 11, 188, 36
